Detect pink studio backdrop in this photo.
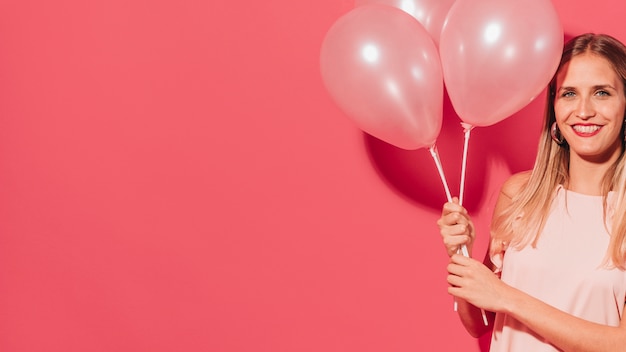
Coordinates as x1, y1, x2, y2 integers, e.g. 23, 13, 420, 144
0, 1, 625, 351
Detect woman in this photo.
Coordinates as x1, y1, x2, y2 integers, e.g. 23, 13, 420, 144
438, 33, 626, 351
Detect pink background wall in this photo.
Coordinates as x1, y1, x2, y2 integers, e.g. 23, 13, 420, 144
1, 1, 625, 351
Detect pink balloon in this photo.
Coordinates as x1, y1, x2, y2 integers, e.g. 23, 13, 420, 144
439, 0, 563, 127
354, 0, 455, 47
320, 4, 443, 150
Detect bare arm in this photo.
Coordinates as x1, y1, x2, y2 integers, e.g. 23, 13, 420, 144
507, 285, 626, 351
448, 254, 626, 351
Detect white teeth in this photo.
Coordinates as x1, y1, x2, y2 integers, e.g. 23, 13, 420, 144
573, 125, 600, 133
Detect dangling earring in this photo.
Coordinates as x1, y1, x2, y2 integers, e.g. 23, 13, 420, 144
551, 122, 564, 145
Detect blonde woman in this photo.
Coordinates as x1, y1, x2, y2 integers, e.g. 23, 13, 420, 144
438, 33, 626, 351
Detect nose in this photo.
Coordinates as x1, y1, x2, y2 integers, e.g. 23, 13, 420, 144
575, 97, 596, 119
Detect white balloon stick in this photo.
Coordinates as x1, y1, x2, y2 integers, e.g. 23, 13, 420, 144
428, 144, 452, 202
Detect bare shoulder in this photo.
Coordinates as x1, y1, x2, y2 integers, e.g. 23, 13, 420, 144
500, 171, 531, 199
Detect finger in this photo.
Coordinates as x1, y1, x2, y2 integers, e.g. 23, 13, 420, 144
440, 225, 471, 243
447, 261, 468, 277
450, 253, 473, 265
438, 212, 469, 230
441, 199, 465, 216
442, 233, 470, 252
447, 273, 463, 288
447, 285, 467, 301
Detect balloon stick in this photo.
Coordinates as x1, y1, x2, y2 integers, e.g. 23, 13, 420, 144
429, 141, 487, 325
457, 124, 472, 280
459, 123, 473, 206
428, 145, 452, 202
456, 122, 489, 326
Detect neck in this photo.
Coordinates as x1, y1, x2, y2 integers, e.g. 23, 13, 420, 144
567, 154, 618, 195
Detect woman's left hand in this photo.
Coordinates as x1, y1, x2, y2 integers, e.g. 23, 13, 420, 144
446, 254, 511, 312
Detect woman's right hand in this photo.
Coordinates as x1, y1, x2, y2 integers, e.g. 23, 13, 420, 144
437, 197, 476, 257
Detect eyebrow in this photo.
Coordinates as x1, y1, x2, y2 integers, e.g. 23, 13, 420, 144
558, 84, 617, 91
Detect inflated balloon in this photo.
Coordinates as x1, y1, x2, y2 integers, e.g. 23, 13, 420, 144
320, 4, 443, 150
354, 0, 455, 47
439, 0, 563, 127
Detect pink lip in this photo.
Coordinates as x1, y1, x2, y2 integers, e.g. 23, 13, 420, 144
571, 124, 601, 137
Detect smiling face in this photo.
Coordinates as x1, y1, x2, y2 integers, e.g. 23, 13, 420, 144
554, 52, 626, 163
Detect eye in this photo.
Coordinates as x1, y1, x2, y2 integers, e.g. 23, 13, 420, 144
595, 90, 610, 97
561, 90, 576, 98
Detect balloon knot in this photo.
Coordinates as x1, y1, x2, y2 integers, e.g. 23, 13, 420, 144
460, 122, 474, 133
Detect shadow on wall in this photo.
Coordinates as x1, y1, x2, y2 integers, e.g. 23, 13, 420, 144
364, 90, 545, 212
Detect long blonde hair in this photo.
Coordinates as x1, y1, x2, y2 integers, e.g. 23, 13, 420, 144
491, 33, 626, 268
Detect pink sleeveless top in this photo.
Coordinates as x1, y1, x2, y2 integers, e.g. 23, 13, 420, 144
490, 186, 626, 351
